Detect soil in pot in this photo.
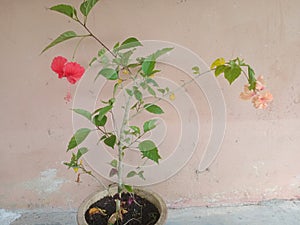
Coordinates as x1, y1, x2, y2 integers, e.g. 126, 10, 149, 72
85, 192, 160, 225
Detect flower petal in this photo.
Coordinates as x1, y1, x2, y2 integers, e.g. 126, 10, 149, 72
264, 91, 273, 102
255, 75, 266, 91
252, 91, 273, 109
63, 62, 85, 84
240, 85, 255, 100
51, 56, 67, 78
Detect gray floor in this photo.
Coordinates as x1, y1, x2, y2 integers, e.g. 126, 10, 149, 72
2, 199, 300, 225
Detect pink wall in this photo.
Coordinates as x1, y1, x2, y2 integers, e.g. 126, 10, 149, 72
1, 0, 300, 209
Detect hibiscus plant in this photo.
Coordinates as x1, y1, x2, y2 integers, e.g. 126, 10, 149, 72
42, 0, 272, 223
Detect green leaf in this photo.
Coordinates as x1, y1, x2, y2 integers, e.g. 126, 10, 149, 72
224, 65, 242, 84
112, 58, 122, 65
41, 31, 79, 54
67, 128, 91, 151
192, 66, 200, 75
141, 48, 172, 76
76, 147, 88, 159
157, 88, 166, 94
108, 98, 116, 105
119, 50, 133, 66
211, 58, 226, 70
104, 135, 116, 149
138, 140, 161, 163
110, 159, 118, 168
214, 65, 227, 77
117, 37, 142, 51
50, 4, 76, 19
147, 86, 156, 96
138, 171, 146, 180
113, 42, 120, 50
64, 161, 73, 168
80, 0, 99, 16
237, 57, 246, 66
99, 135, 106, 142
143, 119, 157, 132
129, 126, 140, 135
149, 70, 161, 76
97, 68, 118, 80
126, 89, 133, 96
102, 56, 110, 65
142, 60, 156, 76
130, 102, 139, 110
98, 48, 106, 57
127, 63, 140, 68
93, 114, 107, 126
127, 171, 137, 178
72, 109, 92, 121
64, 152, 80, 169
134, 89, 143, 101
140, 82, 147, 89
144, 103, 164, 114
123, 184, 133, 192
151, 48, 173, 60
113, 83, 119, 97
98, 105, 112, 121
146, 78, 159, 87
247, 66, 256, 90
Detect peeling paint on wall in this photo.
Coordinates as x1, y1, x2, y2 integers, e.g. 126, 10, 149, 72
0, 209, 21, 225
23, 169, 65, 195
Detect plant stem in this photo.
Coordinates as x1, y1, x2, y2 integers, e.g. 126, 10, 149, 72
115, 90, 133, 213
80, 165, 108, 189
72, 36, 88, 60
77, 20, 117, 58
241, 69, 249, 81
125, 132, 146, 149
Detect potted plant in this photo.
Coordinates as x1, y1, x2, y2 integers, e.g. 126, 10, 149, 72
42, 1, 273, 224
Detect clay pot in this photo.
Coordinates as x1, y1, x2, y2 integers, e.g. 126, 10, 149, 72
77, 187, 167, 225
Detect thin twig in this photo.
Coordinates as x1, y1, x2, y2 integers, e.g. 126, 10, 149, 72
76, 20, 117, 58
80, 164, 108, 189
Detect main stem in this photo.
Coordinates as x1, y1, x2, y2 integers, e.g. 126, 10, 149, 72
76, 18, 127, 214
116, 93, 133, 212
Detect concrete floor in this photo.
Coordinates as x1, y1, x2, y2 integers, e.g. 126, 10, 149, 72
2, 199, 300, 225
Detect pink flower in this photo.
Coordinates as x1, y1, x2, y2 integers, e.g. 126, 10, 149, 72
240, 85, 255, 100
51, 56, 67, 78
64, 62, 85, 84
255, 75, 265, 91
50, 56, 85, 84
252, 91, 273, 109
239, 75, 273, 109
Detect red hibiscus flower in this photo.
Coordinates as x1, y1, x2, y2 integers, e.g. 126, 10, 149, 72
51, 56, 67, 78
51, 56, 85, 84
64, 62, 85, 84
